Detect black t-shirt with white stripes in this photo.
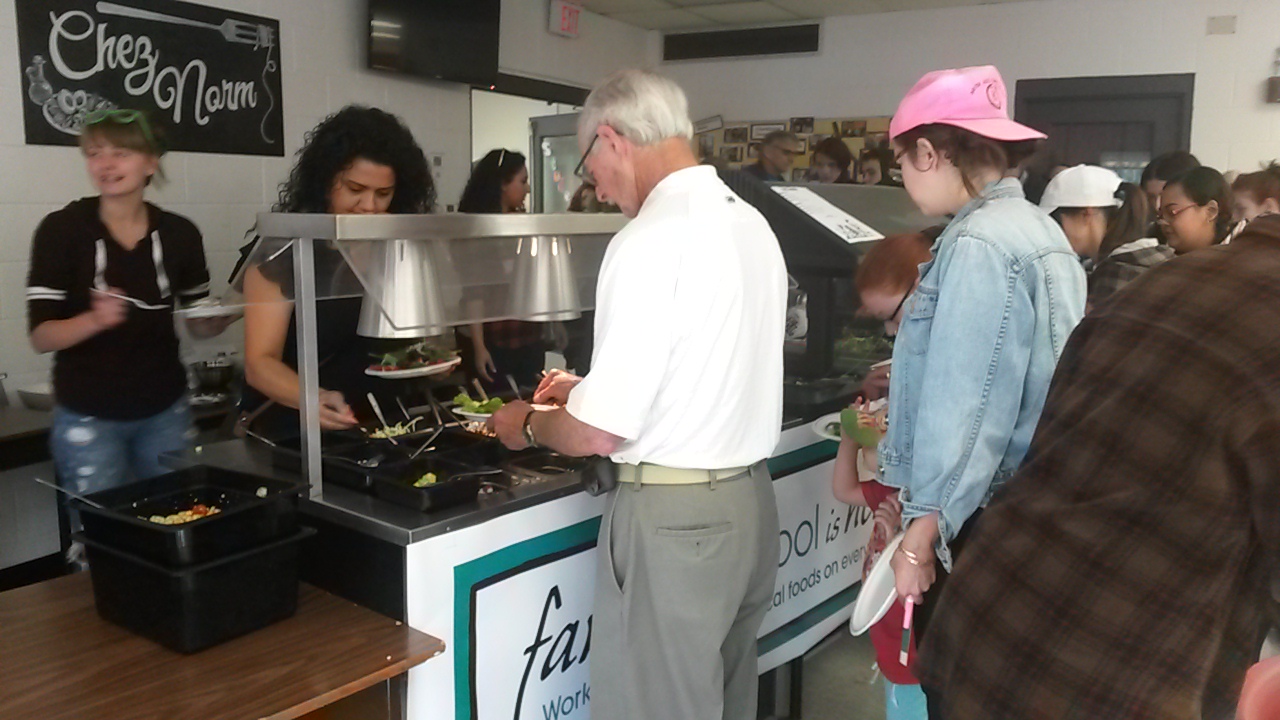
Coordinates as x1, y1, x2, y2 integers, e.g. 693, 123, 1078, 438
27, 197, 210, 420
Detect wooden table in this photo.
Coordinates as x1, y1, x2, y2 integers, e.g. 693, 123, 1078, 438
0, 574, 444, 719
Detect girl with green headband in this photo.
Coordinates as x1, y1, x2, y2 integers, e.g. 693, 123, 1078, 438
26, 108, 216, 566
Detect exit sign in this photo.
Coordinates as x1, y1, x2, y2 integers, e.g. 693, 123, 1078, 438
549, 0, 581, 38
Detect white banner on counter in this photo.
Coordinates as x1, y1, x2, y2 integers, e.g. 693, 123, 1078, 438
760, 460, 873, 638
404, 429, 861, 719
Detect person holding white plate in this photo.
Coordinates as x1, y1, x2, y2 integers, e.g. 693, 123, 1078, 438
27, 109, 213, 545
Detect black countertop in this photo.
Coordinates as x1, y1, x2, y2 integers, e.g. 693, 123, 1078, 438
175, 440, 586, 547
178, 410, 819, 548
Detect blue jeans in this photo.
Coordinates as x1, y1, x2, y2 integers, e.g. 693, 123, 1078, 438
51, 397, 193, 505
885, 679, 928, 720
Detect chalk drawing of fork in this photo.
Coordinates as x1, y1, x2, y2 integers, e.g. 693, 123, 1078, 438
95, 2, 272, 48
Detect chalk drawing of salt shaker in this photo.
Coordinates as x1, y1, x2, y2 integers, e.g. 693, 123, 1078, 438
25, 56, 53, 106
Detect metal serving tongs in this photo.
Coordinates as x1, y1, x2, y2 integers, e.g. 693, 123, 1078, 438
407, 396, 447, 460
367, 393, 399, 446
33, 477, 106, 509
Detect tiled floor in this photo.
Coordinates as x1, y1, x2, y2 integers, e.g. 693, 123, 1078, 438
799, 628, 887, 719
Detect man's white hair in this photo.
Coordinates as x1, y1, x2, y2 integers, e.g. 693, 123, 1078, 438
578, 69, 693, 147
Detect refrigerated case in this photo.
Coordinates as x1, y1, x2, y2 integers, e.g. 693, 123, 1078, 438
723, 173, 944, 414
530, 112, 581, 213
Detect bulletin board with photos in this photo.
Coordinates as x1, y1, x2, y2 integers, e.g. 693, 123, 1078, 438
696, 115, 892, 181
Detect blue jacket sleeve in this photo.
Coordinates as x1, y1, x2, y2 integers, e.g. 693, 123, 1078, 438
902, 235, 1034, 569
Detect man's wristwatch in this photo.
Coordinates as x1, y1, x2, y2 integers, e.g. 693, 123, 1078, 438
521, 410, 538, 448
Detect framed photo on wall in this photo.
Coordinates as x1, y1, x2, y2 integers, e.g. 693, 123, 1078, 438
795, 137, 808, 154
720, 145, 743, 163
747, 144, 759, 159
724, 126, 749, 144
697, 133, 715, 160
750, 122, 787, 141
840, 120, 867, 138
790, 116, 814, 134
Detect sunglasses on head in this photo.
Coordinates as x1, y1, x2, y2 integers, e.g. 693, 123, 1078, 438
82, 108, 161, 154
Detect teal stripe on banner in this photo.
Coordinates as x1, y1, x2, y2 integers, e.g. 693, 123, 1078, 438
452, 517, 602, 720
767, 440, 838, 478
758, 581, 861, 656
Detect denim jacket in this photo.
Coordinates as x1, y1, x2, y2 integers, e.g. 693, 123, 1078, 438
878, 178, 1086, 569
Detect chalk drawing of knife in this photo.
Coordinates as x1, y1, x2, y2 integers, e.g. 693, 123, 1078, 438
95, 2, 268, 47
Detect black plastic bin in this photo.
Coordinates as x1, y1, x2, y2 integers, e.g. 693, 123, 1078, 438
75, 527, 315, 653
76, 465, 307, 567
432, 429, 511, 468
269, 435, 403, 493
371, 456, 486, 512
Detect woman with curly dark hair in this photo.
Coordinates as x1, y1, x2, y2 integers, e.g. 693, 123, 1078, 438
234, 106, 433, 438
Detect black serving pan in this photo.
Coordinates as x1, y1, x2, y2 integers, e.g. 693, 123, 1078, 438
76, 465, 307, 567
431, 429, 512, 468
370, 456, 488, 513
75, 527, 314, 653
268, 434, 410, 493
502, 449, 589, 485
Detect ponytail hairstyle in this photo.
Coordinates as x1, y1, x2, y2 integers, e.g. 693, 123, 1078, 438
458, 149, 527, 213
1166, 166, 1234, 242
1096, 182, 1150, 259
1231, 161, 1280, 209
894, 124, 1039, 197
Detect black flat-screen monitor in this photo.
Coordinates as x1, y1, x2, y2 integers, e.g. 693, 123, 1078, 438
367, 0, 500, 87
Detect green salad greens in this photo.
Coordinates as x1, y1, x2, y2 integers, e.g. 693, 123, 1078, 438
453, 391, 503, 415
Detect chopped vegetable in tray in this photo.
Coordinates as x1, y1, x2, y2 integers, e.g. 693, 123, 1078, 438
453, 391, 503, 415
368, 341, 458, 372
413, 472, 439, 488
145, 504, 220, 525
368, 417, 422, 439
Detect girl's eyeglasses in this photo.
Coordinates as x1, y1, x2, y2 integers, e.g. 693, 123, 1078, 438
82, 108, 161, 154
1156, 203, 1195, 224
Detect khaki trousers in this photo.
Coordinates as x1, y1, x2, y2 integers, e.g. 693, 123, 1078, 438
589, 463, 779, 720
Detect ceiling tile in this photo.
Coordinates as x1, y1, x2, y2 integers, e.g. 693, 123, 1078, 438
689, 1, 802, 24
577, 0, 674, 14
777, 0, 886, 18
609, 8, 721, 30
666, 0, 748, 6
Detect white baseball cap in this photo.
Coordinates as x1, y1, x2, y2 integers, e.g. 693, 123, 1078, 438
1040, 165, 1124, 215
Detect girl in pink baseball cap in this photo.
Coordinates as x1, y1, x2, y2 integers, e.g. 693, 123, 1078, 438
875, 65, 1089, 716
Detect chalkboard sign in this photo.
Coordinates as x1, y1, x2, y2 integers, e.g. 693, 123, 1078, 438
16, 0, 284, 157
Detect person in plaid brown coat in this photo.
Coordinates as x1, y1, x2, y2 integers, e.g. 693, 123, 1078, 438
917, 213, 1280, 720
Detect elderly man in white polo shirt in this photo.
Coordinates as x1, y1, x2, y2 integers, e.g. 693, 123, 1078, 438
488, 69, 787, 720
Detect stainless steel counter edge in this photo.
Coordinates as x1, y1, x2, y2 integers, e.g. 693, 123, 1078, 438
178, 440, 587, 546
180, 414, 817, 547
255, 212, 629, 241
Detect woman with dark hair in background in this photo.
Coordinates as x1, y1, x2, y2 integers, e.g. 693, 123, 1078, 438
808, 136, 855, 183
237, 105, 434, 438
455, 149, 545, 390
1040, 164, 1172, 309
1157, 166, 1233, 255
1140, 150, 1200, 213
858, 145, 901, 186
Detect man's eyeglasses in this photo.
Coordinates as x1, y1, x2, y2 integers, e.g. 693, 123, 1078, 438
574, 133, 599, 185
1156, 203, 1195, 224
82, 108, 161, 154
